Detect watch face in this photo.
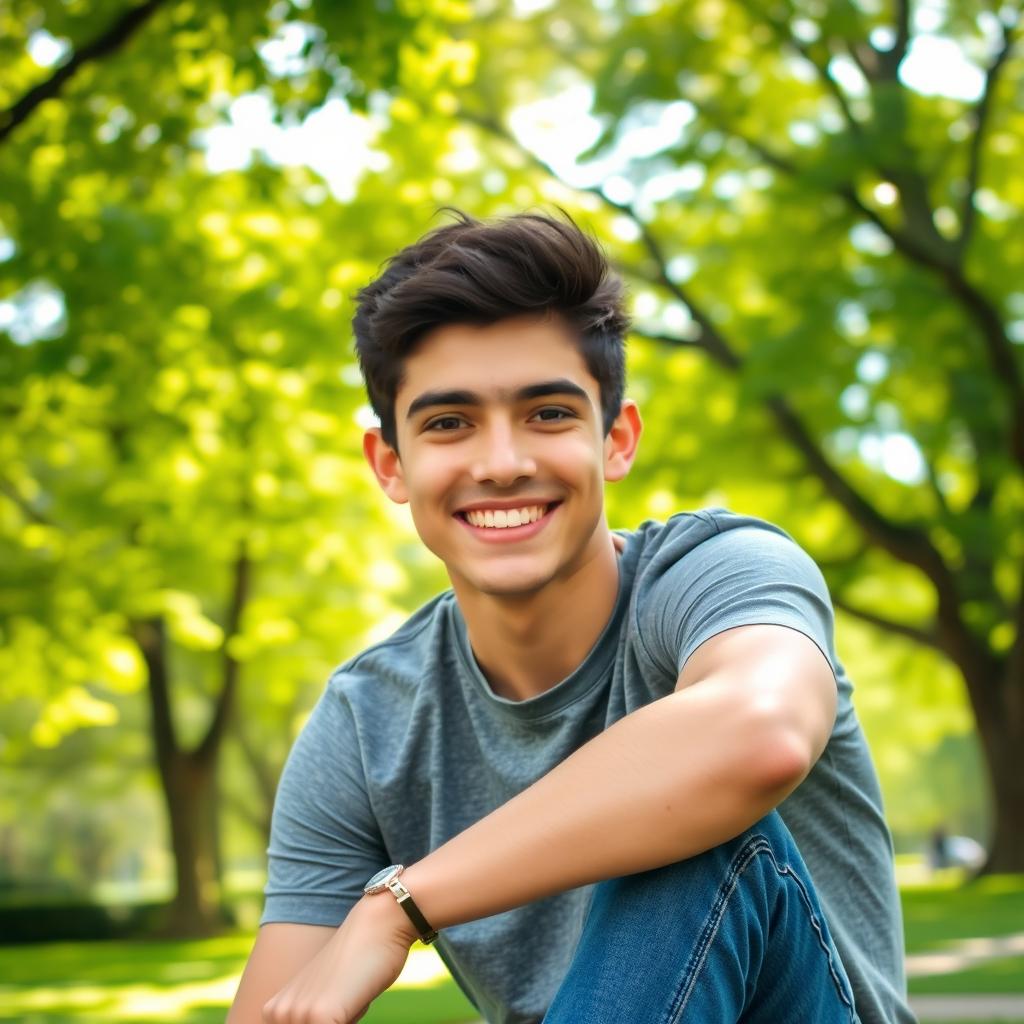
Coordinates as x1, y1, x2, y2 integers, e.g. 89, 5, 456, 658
365, 864, 403, 893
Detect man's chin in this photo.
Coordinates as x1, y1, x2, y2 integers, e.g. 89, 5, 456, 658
453, 563, 556, 601
472, 576, 551, 600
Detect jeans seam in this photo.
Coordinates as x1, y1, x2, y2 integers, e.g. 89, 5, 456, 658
668, 836, 769, 1023
665, 833, 856, 1023
776, 862, 857, 1017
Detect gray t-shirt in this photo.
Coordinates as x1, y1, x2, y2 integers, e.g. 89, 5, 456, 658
262, 509, 914, 1024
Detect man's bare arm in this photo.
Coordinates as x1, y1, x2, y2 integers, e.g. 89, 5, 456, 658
401, 622, 837, 928
250, 622, 837, 1022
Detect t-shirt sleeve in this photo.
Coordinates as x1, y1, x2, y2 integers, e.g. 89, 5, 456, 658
260, 680, 387, 927
635, 520, 840, 683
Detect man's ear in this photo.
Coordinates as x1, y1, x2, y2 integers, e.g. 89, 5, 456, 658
363, 428, 409, 504
604, 400, 642, 483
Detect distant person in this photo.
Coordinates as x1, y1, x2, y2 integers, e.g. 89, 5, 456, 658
946, 834, 986, 870
228, 211, 915, 1023
929, 826, 952, 871
928, 825, 985, 874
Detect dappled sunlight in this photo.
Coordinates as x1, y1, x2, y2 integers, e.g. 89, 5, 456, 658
395, 946, 454, 988
0, 941, 461, 1023
2, 2, 1023, 1019
2, 973, 238, 1019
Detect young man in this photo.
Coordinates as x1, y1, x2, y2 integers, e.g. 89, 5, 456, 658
229, 212, 915, 1023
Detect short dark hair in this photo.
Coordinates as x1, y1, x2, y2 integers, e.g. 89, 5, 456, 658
352, 210, 629, 448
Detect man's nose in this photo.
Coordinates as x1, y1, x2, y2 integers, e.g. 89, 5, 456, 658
470, 422, 537, 485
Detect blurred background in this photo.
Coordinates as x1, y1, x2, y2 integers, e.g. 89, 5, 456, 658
0, 0, 1022, 1021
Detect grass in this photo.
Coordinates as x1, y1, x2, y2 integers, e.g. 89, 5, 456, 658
902, 874, 1024, 953
902, 874, 1024, 996
0, 876, 1022, 1022
0, 935, 478, 1024
912, 956, 1024, 993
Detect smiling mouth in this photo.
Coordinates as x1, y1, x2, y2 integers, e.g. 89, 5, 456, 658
455, 502, 560, 530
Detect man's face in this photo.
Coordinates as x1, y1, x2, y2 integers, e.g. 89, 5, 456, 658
370, 315, 630, 599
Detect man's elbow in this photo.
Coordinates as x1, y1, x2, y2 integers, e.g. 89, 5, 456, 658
743, 702, 822, 798
744, 665, 836, 797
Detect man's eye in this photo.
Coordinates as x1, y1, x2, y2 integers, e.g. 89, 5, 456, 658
427, 415, 466, 431
534, 407, 573, 422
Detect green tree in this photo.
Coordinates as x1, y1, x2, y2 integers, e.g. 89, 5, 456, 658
440, 0, 1024, 870
0, 0, 461, 933
2, 2, 1022, 951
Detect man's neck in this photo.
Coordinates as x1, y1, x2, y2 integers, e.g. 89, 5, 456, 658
453, 531, 622, 702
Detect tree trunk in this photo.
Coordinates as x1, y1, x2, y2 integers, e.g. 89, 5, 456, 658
973, 707, 1024, 873
133, 546, 248, 935
985, 769, 1024, 873
157, 750, 225, 936
956, 641, 1024, 872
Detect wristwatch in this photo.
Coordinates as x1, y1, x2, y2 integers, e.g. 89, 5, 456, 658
363, 864, 438, 945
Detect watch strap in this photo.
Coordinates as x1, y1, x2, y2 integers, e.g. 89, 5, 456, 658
386, 876, 439, 945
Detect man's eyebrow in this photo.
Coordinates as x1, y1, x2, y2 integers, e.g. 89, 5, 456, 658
405, 379, 591, 420
514, 379, 590, 403
406, 389, 482, 420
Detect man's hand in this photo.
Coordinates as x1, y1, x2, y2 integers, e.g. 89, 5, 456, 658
261, 895, 419, 1024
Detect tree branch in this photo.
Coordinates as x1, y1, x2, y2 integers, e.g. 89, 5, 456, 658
848, 0, 909, 82
823, 185, 1022, 472
0, 0, 169, 145
629, 326, 707, 354
693, 91, 950, 273
233, 717, 279, 817
600, 200, 742, 371
892, 0, 911, 66
1007, 558, 1024, 730
220, 788, 271, 839
923, 456, 953, 520
482, 4, 1024, 466
814, 544, 871, 573
957, 12, 1019, 260
761, 395, 951, 581
466, 107, 961, 585
230, 720, 278, 838
0, 478, 50, 525
731, 0, 864, 139
747, 3, 948, 273
833, 597, 943, 651
460, 101, 1007, 682
691, 93, 948, 272
681, 98, 805, 179
461, 110, 742, 371
196, 540, 250, 765
131, 616, 178, 767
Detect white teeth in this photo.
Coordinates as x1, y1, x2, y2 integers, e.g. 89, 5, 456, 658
465, 505, 547, 529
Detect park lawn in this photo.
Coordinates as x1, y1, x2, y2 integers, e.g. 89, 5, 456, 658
2, 876, 1023, 1022
902, 874, 1024, 952
911, 956, 1024, 994
902, 874, 1024, 997
0, 934, 478, 1024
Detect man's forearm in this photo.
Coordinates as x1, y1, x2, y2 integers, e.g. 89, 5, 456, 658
401, 675, 813, 931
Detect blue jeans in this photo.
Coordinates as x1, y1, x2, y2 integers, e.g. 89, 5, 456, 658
543, 813, 858, 1023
